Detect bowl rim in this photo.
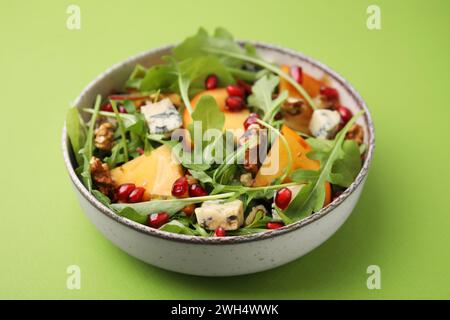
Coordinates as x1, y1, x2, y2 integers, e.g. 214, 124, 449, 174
62, 41, 375, 245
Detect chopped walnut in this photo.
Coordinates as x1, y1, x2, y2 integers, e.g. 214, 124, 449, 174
346, 124, 364, 145
90, 157, 114, 196
240, 172, 254, 187
94, 122, 115, 151
281, 97, 306, 115
312, 95, 335, 109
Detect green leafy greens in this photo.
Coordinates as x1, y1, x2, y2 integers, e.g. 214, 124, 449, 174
285, 111, 364, 220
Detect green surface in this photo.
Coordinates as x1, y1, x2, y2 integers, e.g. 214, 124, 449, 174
1, 0, 449, 299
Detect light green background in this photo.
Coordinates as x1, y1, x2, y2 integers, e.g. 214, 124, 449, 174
1, 0, 449, 299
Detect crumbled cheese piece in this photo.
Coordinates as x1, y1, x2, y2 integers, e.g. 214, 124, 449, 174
309, 109, 341, 139
195, 200, 244, 230
140, 98, 182, 135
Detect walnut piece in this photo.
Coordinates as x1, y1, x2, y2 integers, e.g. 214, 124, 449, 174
281, 97, 306, 115
90, 157, 114, 196
240, 172, 254, 187
239, 126, 263, 175
94, 122, 115, 151
346, 124, 364, 145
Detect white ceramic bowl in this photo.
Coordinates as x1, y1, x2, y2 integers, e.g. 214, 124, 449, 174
62, 42, 375, 276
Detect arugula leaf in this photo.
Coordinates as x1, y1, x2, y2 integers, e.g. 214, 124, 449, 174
110, 100, 129, 162
92, 190, 112, 207
173, 27, 246, 68
179, 55, 235, 93
79, 95, 102, 191
329, 140, 362, 187
189, 95, 225, 134
247, 75, 288, 122
125, 64, 147, 89
289, 169, 319, 183
188, 169, 214, 184
66, 107, 86, 165
177, 27, 316, 109
285, 111, 364, 220
139, 64, 177, 92
111, 192, 235, 215
159, 220, 196, 235
117, 207, 148, 224
83, 109, 137, 128
177, 56, 234, 113
193, 224, 210, 237
122, 100, 136, 114
248, 74, 278, 113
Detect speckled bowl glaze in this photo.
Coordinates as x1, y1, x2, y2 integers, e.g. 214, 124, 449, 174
62, 42, 375, 276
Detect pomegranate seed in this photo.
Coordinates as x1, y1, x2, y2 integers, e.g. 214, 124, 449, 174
182, 204, 196, 216
225, 96, 245, 111
215, 227, 226, 237
101, 103, 113, 112
236, 79, 252, 94
205, 74, 218, 90
189, 183, 208, 197
336, 105, 353, 125
119, 106, 127, 113
275, 187, 292, 210
266, 222, 284, 230
290, 65, 303, 84
148, 212, 169, 229
116, 183, 136, 202
320, 86, 339, 101
128, 187, 145, 203
136, 147, 144, 155
171, 176, 189, 198
243, 113, 261, 130
226, 85, 245, 98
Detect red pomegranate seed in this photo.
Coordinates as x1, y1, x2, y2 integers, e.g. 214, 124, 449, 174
275, 187, 292, 210
215, 227, 226, 237
116, 183, 135, 202
148, 212, 169, 229
189, 183, 208, 197
128, 187, 145, 203
320, 86, 339, 101
171, 176, 189, 198
119, 106, 127, 113
101, 103, 113, 112
336, 105, 353, 125
266, 222, 284, 230
290, 65, 303, 84
236, 79, 252, 94
243, 113, 261, 130
205, 74, 218, 90
225, 96, 245, 111
226, 85, 245, 98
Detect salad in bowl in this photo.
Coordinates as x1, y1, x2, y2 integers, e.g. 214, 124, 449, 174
66, 28, 369, 239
